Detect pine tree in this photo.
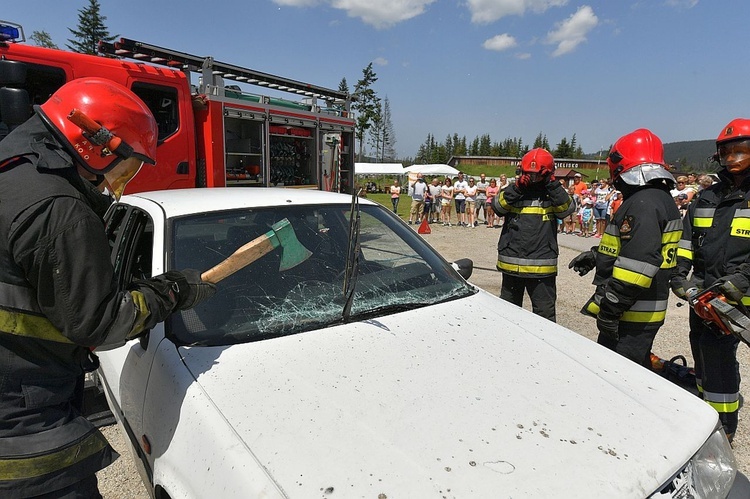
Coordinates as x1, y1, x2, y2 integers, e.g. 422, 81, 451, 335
352, 63, 379, 162
67, 0, 116, 55
381, 96, 397, 161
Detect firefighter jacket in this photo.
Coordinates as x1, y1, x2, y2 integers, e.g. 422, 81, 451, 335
491, 179, 574, 278
0, 115, 162, 496
582, 185, 682, 330
675, 172, 750, 305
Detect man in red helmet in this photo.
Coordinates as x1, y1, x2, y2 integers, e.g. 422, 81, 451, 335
569, 129, 682, 368
670, 118, 750, 443
0, 78, 215, 497
491, 148, 574, 321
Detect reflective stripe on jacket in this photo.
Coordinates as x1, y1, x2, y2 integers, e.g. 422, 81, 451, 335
492, 181, 574, 278
584, 186, 682, 327
676, 177, 750, 307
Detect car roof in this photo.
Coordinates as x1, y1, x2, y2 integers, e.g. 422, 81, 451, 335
120, 188, 373, 218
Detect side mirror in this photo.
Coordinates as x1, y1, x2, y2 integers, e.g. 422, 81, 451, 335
452, 258, 473, 280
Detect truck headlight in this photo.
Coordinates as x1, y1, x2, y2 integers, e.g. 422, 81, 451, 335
691, 427, 737, 498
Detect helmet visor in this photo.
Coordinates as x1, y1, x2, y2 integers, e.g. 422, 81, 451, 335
718, 139, 750, 172
104, 157, 144, 200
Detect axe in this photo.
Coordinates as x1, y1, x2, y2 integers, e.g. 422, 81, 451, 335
200, 218, 312, 284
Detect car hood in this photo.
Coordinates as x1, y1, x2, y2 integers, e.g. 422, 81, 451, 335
180, 290, 716, 498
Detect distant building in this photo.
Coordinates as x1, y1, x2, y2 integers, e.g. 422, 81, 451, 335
447, 155, 608, 175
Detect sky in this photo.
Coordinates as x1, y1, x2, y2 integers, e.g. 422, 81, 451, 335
4, 0, 750, 159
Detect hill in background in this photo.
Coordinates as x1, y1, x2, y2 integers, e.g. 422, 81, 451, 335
663, 139, 715, 171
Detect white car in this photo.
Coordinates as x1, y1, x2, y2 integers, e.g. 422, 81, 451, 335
96, 188, 749, 498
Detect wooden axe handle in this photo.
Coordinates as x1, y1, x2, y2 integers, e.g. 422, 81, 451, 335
200, 233, 276, 284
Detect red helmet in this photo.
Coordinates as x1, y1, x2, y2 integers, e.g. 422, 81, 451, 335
519, 148, 555, 177
38, 77, 157, 174
607, 129, 665, 179
716, 118, 750, 174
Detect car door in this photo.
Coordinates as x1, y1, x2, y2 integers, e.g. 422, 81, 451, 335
99, 201, 166, 485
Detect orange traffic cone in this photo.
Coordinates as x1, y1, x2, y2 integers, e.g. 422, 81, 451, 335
418, 217, 431, 234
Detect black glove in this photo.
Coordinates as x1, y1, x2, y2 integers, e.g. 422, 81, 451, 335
516, 174, 532, 191
670, 275, 699, 301
596, 313, 620, 341
163, 269, 217, 310
568, 248, 597, 276
714, 273, 750, 302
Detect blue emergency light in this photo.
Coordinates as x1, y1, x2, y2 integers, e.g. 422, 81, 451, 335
0, 22, 22, 42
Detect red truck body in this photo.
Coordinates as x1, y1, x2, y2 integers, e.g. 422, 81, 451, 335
0, 24, 355, 194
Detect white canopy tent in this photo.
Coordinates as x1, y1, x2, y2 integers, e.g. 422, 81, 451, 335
354, 163, 405, 175
402, 164, 460, 176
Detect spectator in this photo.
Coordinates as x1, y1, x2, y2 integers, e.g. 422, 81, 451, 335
486, 178, 500, 228
573, 172, 588, 197
579, 198, 594, 237
670, 175, 697, 204
465, 177, 478, 228
697, 173, 714, 191
564, 185, 579, 234
491, 148, 574, 322
427, 177, 442, 223
453, 172, 469, 226
475, 173, 489, 224
593, 178, 614, 238
408, 174, 428, 225
498, 174, 510, 191
389, 179, 401, 214
610, 190, 624, 215
441, 177, 454, 226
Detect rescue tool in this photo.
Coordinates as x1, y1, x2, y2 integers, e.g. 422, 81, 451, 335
683, 284, 750, 345
200, 218, 312, 284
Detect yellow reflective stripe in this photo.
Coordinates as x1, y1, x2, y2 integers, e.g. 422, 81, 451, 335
677, 247, 693, 259
0, 431, 108, 480
598, 234, 619, 257
662, 230, 682, 243
705, 399, 740, 414
742, 296, 750, 307
0, 310, 72, 344
497, 260, 556, 274
620, 310, 666, 323
612, 267, 653, 287
661, 242, 678, 269
127, 291, 152, 340
694, 217, 713, 228
730, 217, 750, 238
585, 301, 600, 315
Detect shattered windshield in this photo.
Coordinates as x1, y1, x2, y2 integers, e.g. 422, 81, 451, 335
167, 203, 475, 346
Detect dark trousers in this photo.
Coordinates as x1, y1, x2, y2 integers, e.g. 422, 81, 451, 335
689, 309, 741, 436
597, 323, 658, 369
500, 273, 556, 322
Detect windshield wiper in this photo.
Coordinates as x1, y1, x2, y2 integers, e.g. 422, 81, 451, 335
342, 188, 361, 320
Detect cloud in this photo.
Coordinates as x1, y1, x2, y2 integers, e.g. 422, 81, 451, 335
373, 57, 389, 66
467, 0, 569, 24
272, 0, 320, 6
515, 52, 532, 60
330, 0, 437, 28
665, 0, 698, 7
545, 5, 598, 56
483, 33, 518, 52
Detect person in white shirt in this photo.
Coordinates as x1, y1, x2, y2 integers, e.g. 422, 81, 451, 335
453, 171, 469, 226
474, 173, 489, 225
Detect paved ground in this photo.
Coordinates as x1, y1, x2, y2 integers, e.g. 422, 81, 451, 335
97, 220, 750, 497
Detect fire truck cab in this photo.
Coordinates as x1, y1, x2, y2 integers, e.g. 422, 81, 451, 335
0, 21, 355, 193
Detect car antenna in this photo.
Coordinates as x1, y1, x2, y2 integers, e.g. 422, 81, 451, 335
342, 188, 361, 320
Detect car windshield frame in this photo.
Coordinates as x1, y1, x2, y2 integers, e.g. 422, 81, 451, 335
165, 202, 475, 346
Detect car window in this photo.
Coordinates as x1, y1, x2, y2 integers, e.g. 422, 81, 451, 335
168, 203, 475, 346
105, 204, 154, 290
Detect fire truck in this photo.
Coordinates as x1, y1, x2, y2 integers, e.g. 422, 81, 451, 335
0, 21, 356, 193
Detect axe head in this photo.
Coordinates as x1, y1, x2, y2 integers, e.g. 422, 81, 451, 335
269, 218, 313, 271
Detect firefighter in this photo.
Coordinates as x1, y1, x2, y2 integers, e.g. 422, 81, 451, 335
670, 118, 750, 443
491, 148, 574, 322
569, 129, 682, 367
0, 78, 215, 497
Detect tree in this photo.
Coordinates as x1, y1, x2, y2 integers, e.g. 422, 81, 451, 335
380, 97, 397, 161
367, 101, 384, 161
352, 63, 379, 161
67, 0, 116, 55
555, 137, 572, 158
533, 132, 550, 150
30, 30, 58, 49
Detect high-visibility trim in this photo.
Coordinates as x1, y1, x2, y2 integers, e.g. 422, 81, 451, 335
742, 296, 750, 307
497, 255, 557, 275
612, 266, 653, 287
616, 255, 660, 278
730, 216, 750, 238
0, 430, 108, 480
676, 248, 693, 260
0, 310, 72, 344
693, 208, 715, 229
598, 235, 620, 257
664, 219, 683, 233
621, 309, 667, 323
703, 390, 740, 414
585, 301, 600, 315
550, 199, 572, 213
127, 290, 152, 339
678, 239, 692, 250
